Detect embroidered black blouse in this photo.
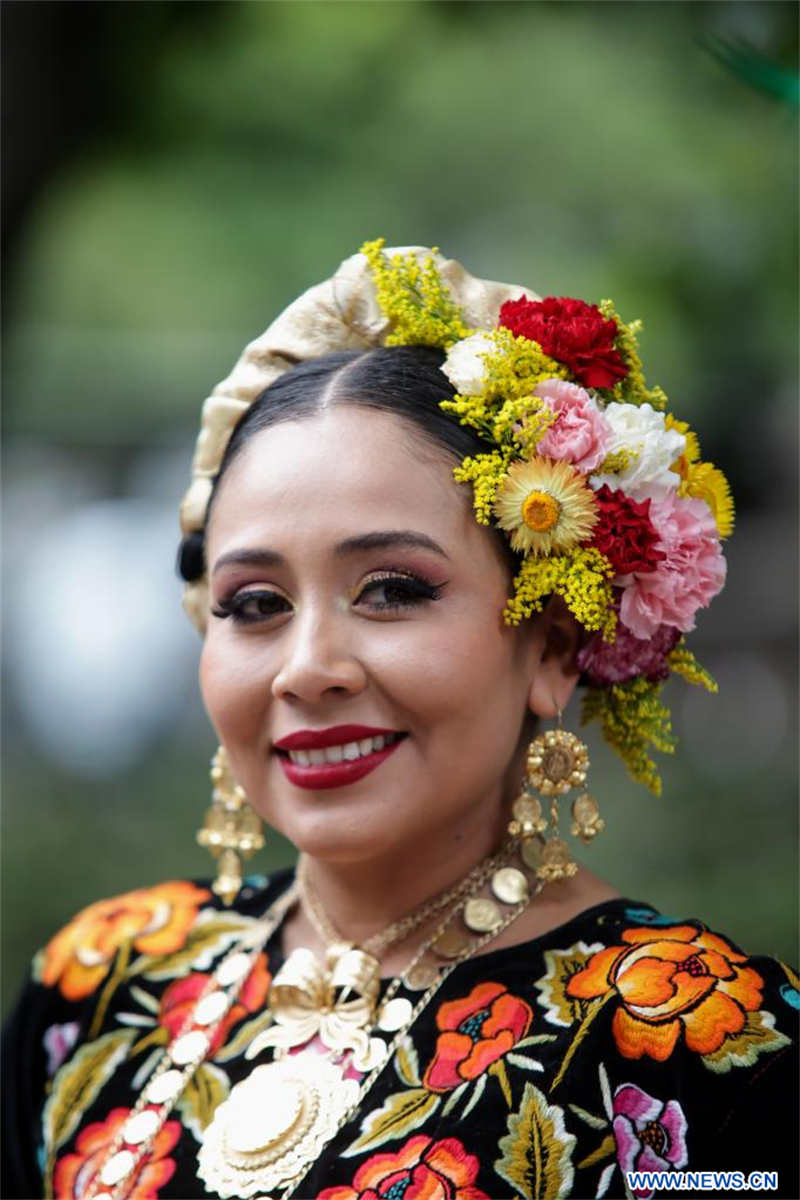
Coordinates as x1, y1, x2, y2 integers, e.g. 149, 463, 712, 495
3, 871, 798, 1200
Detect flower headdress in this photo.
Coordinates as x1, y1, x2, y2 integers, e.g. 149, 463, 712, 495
180, 240, 733, 794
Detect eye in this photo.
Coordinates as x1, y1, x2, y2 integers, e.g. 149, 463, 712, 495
355, 572, 445, 612
211, 589, 292, 624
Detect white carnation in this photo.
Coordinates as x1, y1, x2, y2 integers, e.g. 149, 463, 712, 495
590, 402, 685, 501
440, 332, 495, 396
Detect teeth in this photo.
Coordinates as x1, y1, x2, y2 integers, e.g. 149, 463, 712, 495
286, 733, 399, 766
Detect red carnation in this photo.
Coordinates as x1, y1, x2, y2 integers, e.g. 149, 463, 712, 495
577, 617, 681, 686
498, 295, 628, 389
590, 485, 665, 576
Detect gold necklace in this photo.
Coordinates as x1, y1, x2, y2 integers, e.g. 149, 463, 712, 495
198, 841, 540, 1199
296, 847, 515, 957
85, 843, 540, 1200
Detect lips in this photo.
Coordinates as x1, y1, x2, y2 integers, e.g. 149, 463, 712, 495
273, 725, 406, 791
274, 725, 399, 751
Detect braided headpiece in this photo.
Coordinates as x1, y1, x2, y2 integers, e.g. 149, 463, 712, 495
181, 239, 733, 794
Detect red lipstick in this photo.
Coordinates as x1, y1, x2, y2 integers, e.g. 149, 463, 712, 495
273, 725, 405, 791
274, 725, 398, 751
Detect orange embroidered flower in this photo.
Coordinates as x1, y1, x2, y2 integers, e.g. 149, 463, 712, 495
566, 924, 764, 1061
423, 981, 533, 1092
42, 881, 211, 1001
159, 952, 271, 1055
53, 1107, 181, 1199
317, 1134, 489, 1200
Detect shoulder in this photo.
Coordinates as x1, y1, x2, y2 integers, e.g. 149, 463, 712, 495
27, 870, 292, 1008
535, 903, 798, 1180
423, 903, 797, 1194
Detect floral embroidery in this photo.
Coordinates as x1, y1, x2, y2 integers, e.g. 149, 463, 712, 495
53, 1106, 181, 1198
424, 982, 533, 1092
317, 1133, 489, 1200
43, 1021, 80, 1077
566, 924, 764, 1061
40, 882, 211, 1001
611, 1083, 688, 1198
159, 952, 270, 1057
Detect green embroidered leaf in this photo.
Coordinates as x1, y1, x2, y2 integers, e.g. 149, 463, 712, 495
394, 1035, 421, 1087
213, 1010, 274, 1064
442, 1080, 469, 1116
489, 1058, 513, 1107
460, 1073, 487, 1120
702, 1008, 791, 1074
341, 1088, 440, 1157
515, 1034, 558, 1050
176, 1062, 230, 1141
129, 984, 160, 1014
130, 912, 260, 981
506, 1052, 545, 1073
597, 1061, 613, 1120
568, 1103, 607, 1132
534, 943, 604, 1029
43, 1029, 135, 1155
494, 1081, 576, 1199
577, 1132, 616, 1169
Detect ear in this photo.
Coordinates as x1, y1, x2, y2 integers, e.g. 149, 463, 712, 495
524, 596, 583, 719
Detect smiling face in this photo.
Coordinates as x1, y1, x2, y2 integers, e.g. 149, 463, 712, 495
201, 405, 575, 866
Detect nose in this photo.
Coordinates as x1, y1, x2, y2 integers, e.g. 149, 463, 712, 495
271, 607, 367, 705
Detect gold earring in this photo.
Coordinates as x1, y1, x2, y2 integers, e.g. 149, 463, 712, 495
508, 711, 603, 883
197, 746, 265, 905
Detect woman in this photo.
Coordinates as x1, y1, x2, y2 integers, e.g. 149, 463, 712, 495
3, 243, 797, 1199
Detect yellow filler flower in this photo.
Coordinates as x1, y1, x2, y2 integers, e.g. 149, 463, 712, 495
494, 458, 598, 555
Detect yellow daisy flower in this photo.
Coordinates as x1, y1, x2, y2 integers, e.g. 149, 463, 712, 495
494, 457, 598, 555
679, 461, 735, 538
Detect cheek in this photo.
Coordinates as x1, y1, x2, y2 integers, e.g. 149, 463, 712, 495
199, 635, 270, 740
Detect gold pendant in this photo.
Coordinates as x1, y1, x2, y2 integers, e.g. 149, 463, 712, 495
197, 1051, 360, 1197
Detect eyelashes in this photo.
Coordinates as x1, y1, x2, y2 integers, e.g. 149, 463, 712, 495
211, 571, 445, 625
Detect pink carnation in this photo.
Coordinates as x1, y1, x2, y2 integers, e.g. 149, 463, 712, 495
618, 493, 726, 639
577, 618, 681, 686
534, 379, 611, 473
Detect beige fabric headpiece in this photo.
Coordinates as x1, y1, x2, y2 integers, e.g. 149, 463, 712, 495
180, 245, 538, 633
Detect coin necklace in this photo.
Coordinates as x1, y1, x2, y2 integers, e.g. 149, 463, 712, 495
84, 841, 540, 1200
198, 839, 540, 1199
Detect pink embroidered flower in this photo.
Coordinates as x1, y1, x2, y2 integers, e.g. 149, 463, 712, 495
577, 620, 681, 685
619, 494, 726, 639
612, 1083, 688, 1198
534, 379, 612, 473
43, 1021, 80, 1077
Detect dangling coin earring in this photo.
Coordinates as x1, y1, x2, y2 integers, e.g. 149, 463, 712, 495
509, 711, 602, 883
197, 746, 265, 904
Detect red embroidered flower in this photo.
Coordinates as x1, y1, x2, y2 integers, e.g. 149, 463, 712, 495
499, 295, 628, 389
158, 951, 270, 1056
317, 1134, 489, 1200
423, 981, 532, 1092
53, 1107, 181, 1199
590, 485, 665, 576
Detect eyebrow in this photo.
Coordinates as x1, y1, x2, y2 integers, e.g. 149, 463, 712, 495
211, 530, 449, 575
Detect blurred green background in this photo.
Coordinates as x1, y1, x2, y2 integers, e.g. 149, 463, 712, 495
2, 0, 797, 1016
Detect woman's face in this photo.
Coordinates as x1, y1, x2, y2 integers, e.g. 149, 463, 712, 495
201, 405, 573, 865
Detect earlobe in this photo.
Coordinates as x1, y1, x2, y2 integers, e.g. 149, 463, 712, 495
526, 597, 582, 719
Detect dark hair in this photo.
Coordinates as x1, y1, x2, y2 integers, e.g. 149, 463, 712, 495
177, 345, 520, 581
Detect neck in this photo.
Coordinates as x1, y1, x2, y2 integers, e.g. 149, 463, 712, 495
290, 801, 508, 954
